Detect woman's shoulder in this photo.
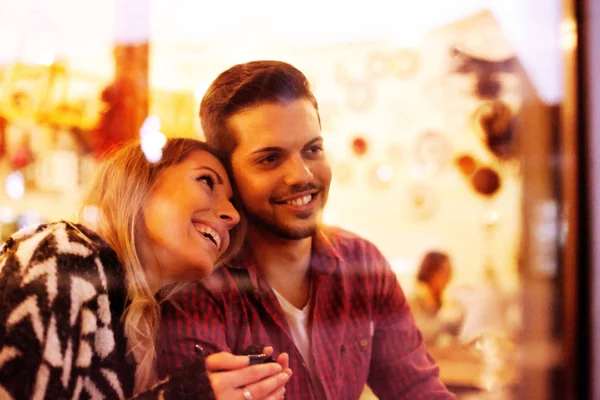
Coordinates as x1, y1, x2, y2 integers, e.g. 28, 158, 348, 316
2, 221, 113, 259
0, 221, 134, 399
0, 221, 124, 290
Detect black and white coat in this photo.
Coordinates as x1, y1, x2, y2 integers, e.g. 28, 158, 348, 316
0, 222, 213, 399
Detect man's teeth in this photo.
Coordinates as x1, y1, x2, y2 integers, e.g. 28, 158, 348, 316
194, 224, 221, 249
286, 194, 313, 206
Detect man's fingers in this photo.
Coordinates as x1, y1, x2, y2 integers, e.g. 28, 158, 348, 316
211, 362, 283, 391
206, 352, 249, 372
264, 385, 286, 400
275, 352, 289, 371
239, 371, 290, 400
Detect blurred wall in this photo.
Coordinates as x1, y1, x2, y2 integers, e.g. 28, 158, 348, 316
0, 0, 563, 294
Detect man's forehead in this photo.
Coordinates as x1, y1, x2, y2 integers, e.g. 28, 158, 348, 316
227, 101, 320, 150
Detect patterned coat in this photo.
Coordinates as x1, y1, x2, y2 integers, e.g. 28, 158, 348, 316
0, 222, 214, 399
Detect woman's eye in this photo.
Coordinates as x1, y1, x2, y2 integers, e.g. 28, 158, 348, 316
196, 175, 215, 189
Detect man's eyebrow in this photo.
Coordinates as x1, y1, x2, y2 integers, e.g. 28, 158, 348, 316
193, 167, 224, 184
304, 137, 323, 147
250, 137, 324, 155
250, 146, 284, 156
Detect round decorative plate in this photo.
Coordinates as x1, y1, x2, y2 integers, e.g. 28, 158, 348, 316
345, 80, 377, 113
366, 51, 390, 79
389, 49, 420, 79
403, 182, 440, 221
413, 131, 452, 174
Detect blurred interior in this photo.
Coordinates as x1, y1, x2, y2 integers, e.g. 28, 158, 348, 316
0, 0, 597, 398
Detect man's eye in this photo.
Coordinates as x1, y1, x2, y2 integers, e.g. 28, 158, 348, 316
196, 175, 215, 189
258, 155, 278, 164
304, 146, 323, 156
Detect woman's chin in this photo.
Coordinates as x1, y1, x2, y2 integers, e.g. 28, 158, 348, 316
192, 262, 216, 280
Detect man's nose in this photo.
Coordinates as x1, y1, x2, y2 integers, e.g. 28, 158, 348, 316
283, 155, 313, 186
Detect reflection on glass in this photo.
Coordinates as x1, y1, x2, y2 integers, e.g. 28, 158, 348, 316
0, 1, 569, 398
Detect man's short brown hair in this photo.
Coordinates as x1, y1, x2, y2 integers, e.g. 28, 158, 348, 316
199, 60, 320, 154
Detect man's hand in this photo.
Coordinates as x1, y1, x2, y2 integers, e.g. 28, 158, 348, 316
206, 350, 292, 400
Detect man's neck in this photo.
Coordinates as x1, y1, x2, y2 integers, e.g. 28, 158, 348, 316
247, 226, 313, 309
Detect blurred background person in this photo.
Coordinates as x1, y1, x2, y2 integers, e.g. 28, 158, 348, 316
409, 250, 465, 346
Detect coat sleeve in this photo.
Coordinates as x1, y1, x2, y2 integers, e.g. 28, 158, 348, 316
156, 281, 232, 379
364, 243, 457, 400
131, 355, 215, 400
0, 223, 131, 399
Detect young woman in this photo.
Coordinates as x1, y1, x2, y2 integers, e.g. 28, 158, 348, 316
0, 138, 291, 399
409, 251, 464, 345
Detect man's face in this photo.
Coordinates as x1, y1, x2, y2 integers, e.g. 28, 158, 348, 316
228, 98, 332, 240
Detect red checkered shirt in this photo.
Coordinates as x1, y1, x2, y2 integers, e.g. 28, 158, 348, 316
157, 227, 455, 399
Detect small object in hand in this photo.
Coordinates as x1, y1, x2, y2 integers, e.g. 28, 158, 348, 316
243, 345, 276, 365
243, 389, 254, 400
248, 353, 276, 365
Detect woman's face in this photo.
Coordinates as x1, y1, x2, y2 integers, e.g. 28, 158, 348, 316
431, 260, 453, 294
138, 150, 240, 286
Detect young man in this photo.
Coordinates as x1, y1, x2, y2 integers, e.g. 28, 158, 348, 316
157, 61, 455, 399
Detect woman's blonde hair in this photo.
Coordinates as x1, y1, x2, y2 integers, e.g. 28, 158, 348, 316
80, 138, 245, 393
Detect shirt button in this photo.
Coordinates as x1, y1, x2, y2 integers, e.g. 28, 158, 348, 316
359, 339, 369, 348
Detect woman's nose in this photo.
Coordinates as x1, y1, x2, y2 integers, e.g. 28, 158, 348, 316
218, 199, 241, 230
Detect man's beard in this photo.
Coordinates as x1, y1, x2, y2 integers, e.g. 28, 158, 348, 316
246, 207, 321, 240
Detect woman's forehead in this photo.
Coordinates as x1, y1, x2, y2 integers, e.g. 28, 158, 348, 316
184, 150, 226, 173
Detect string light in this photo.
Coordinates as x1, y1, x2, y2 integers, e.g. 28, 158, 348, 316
376, 164, 394, 183
140, 116, 167, 163
560, 18, 577, 51
5, 172, 25, 200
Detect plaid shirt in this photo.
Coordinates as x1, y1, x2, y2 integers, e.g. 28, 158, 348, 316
157, 227, 455, 399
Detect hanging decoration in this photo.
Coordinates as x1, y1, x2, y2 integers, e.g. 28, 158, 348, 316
455, 153, 477, 176
471, 166, 502, 197
453, 153, 503, 198
473, 100, 516, 161
450, 46, 517, 99
89, 80, 135, 158
350, 135, 369, 157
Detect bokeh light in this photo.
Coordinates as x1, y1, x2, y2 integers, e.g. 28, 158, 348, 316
5, 172, 25, 200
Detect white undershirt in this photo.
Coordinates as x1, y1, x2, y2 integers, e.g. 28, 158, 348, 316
272, 288, 327, 400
